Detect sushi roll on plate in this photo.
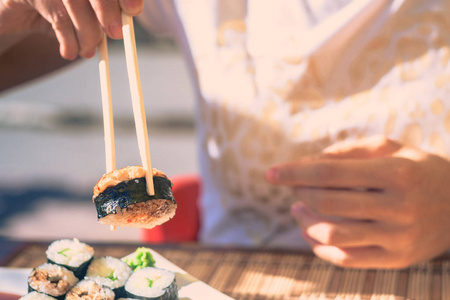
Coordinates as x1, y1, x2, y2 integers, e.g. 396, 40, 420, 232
85, 256, 132, 297
27, 263, 78, 299
19, 292, 56, 300
92, 166, 176, 230
65, 280, 115, 300
46, 239, 94, 279
125, 267, 178, 300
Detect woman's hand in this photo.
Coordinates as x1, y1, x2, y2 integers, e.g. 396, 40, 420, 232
0, 0, 144, 59
266, 135, 450, 269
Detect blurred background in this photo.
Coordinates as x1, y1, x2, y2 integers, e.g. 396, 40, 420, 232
0, 22, 198, 243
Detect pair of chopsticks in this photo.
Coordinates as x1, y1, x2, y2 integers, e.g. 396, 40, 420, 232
98, 12, 155, 196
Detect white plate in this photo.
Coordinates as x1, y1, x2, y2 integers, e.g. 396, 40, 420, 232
0, 248, 234, 300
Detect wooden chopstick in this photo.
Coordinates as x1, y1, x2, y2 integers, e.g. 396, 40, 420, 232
121, 12, 155, 196
98, 33, 116, 174
98, 15, 154, 196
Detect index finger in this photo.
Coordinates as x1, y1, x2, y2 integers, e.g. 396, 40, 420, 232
266, 158, 390, 189
34, 0, 79, 60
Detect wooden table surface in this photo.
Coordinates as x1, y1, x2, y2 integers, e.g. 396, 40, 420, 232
1, 240, 449, 300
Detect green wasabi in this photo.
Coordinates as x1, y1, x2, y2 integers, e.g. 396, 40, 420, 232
123, 247, 156, 271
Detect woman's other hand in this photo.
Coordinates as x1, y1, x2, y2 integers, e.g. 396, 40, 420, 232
266, 135, 450, 269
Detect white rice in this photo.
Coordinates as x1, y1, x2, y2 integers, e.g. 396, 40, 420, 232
19, 292, 56, 300
46, 239, 94, 267
125, 267, 175, 297
85, 256, 132, 289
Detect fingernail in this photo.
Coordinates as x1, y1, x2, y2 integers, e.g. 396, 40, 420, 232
61, 48, 78, 61
84, 49, 97, 58
301, 231, 315, 243
108, 22, 123, 39
265, 168, 279, 182
291, 202, 305, 217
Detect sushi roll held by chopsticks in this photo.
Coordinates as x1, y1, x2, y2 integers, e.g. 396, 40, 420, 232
95, 14, 177, 231
93, 166, 176, 230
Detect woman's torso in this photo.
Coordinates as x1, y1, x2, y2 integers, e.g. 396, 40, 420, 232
140, 0, 450, 248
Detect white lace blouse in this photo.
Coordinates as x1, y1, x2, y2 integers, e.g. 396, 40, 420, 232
139, 0, 450, 248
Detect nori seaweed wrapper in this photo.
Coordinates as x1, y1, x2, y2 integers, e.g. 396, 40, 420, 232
47, 256, 93, 280
113, 287, 127, 299
93, 176, 175, 219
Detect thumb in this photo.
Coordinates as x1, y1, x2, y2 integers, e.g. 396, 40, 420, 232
323, 135, 401, 159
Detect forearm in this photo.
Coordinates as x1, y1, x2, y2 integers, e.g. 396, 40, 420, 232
0, 33, 73, 92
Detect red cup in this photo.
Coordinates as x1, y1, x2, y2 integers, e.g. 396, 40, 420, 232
141, 174, 201, 243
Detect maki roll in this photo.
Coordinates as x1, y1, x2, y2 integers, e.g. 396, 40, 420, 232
65, 280, 115, 300
85, 256, 132, 298
124, 267, 178, 300
46, 239, 94, 279
19, 292, 56, 300
27, 263, 78, 299
93, 166, 176, 230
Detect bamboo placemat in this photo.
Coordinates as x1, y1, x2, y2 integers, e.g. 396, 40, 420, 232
3, 242, 450, 300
